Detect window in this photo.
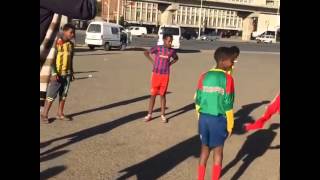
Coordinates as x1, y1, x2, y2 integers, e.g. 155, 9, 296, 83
160, 27, 180, 35
87, 24, 101, 33
111, 27, 119, 34
135, 27, 139, 30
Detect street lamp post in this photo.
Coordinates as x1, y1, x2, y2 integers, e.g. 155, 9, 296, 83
197, 0, 203, 39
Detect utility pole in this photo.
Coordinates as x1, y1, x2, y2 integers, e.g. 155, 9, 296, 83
197, 0, 203, 39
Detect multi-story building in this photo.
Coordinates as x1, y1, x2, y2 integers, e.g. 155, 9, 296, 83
101, 0, 280, 40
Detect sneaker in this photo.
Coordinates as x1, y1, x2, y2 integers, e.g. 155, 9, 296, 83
161, 115, 168, 123
144, 114, 152, 122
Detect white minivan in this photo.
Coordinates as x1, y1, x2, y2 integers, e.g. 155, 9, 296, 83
126, 26, 147, 36
85, 21, 128, 51
157, 25, 181, 49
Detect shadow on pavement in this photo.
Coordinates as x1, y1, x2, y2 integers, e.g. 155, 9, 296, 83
221, 123, 280, 180
166, 103, 195, 121
67, 93, 171, 120
75, 52, 118, 56
40, 108, 162, 156
74, 48, 97, 53
125, 47, 147, 51
117, 135, 200, 180
177, 49, 201, 53
40, 165, 66, 180
40, 150, 69, 162
232, 100, 270, 135
74, 71, 98, 74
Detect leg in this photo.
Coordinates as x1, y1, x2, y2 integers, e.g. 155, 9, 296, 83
145, 95, 156, 122
58, 99, 66, 116
159, 74, 169, 122
148, 95, 156, 115
160, 95, 167, 123
198, 114, 211, 180
41, 100, 54, 123
160, 95, 166, 115
41, 79, 61, 123
212, 146, 224, 180
198, 145, 210, 180
57, 76, 71, 120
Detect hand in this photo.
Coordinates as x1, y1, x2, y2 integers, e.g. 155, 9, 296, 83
50, 75, 58, 81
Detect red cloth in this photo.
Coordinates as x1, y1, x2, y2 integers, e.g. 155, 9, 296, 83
150, 73, 169, 96
245, 94, 280, 131
212, 164, 222, 180
198, 165, 206, 180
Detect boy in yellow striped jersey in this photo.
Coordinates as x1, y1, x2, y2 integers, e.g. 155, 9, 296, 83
41, 24, 75, 123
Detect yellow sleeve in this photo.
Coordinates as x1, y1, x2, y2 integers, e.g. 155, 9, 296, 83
226, 109, 234, 135
194, 93, 200, 119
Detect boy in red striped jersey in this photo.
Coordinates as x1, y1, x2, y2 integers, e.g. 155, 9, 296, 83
143, 34, 179, 123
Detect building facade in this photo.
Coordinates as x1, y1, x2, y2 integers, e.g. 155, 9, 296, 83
101, 0, 280, 40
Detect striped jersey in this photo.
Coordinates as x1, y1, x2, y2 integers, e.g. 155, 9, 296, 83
52, 38, 74, 76
149, 45, 178, 75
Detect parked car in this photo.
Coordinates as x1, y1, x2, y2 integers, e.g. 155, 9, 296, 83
256, 34, 276, 43
221, 31, 232, 38
126, 26, 147, 36
157, 25, 181, 49
181, 28, 198, 40
200, 32, 220, 41
85, 21, 128, 51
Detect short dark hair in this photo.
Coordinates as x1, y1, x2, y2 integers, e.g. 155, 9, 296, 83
230, 46, 240, 56
163, 34, 173, 40
62, 23, 75, 31
214, 47, 233, 63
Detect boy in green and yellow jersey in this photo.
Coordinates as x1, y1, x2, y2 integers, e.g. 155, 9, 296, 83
195, 47, 235, 180
41, 24, 75, 123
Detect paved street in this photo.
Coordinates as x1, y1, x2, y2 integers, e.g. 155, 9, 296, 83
40, 44, 279, 180
75, 30, 280, 53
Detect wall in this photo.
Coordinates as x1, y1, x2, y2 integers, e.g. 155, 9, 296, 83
257, 13, 279, 33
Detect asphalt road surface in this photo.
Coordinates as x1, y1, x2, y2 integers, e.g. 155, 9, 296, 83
75, 30, 280, 53
41, 47, 280, 180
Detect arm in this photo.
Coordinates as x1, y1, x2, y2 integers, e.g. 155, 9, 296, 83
224, 74, 235, 136
144, 47, 157, 65
195, 73, 206, 119
40, 0, 96, 20
169, 50, 179, 66
70, 42, 75, 80
51, 39, 62, 78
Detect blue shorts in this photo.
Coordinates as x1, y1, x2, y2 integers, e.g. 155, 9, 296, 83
198, 113, 228, 148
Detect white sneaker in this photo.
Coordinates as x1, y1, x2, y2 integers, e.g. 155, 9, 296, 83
144, 114, 152, 122
161, 115, 168, 123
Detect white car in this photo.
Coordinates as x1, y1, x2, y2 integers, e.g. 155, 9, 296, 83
256, 34, 276, 43
85, 21, 128, 51
157, 25, 181, 49
126, 26, 147, 36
